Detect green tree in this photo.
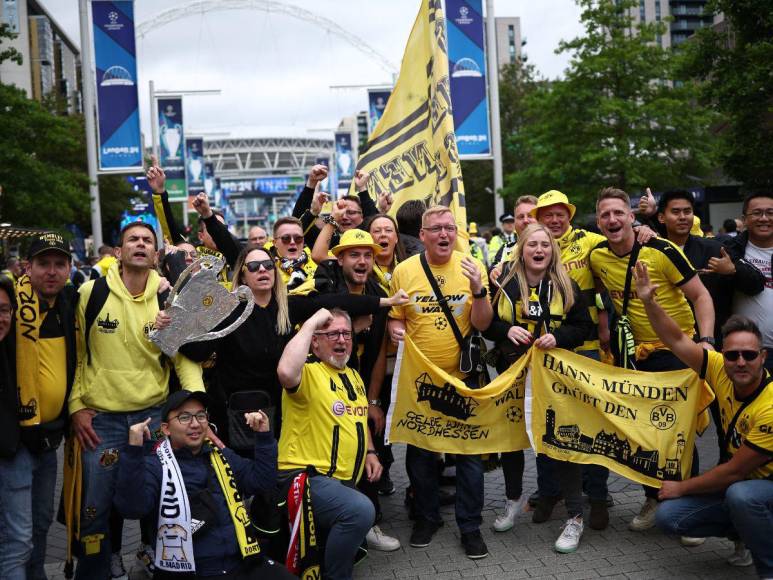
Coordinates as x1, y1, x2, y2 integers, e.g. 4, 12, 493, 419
503, 0, 718, 211
0, 23, 22, 66
678, 0, 773, 189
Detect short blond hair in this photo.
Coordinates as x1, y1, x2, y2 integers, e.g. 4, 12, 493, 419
596, 187, 631, 212
515, 195, 538, 210
421, 205, 454, 227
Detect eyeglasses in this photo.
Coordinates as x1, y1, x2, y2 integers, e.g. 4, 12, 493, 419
745, 209, 773, 219
171, 411, 209, 425
243, 259, 275, 272
183, 250, 198, 259
314, 330, 353, 341
422, 225, 458, 234
344, 210, 362, 217
278, 234, 304, 245
722, 350, 761, 362
0, 305, 12, 317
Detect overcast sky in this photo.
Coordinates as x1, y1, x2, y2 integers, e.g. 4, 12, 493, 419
40, 0, 584, 139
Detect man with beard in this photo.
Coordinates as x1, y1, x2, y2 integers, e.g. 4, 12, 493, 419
0, 234, 77, 579
277, 308, 382, 580
68, 222, 205, 579
388, 206, 493, 559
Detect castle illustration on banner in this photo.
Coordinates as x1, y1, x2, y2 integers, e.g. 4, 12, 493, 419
542, 407, 685, 480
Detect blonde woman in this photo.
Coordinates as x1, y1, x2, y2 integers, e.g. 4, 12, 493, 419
482, 223, 593, 552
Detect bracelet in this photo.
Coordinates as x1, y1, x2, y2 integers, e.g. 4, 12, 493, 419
322, 214, 339, 230
368, 399, 381, 407
698, 336, 715, 346
366, 449, 378, 456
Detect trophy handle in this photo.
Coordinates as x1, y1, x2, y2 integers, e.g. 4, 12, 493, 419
183, 286, 256, 344
166, 254, 225, 308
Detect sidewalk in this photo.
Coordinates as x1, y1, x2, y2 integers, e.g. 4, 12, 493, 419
43, 423, 755, 579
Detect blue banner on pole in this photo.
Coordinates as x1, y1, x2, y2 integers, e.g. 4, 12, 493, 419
185, 137, 205, 197
91, 1, 143, 171
157, 97, 187, 201
446, 0, 492, 157
335, 132, 354, 193
367, 89, 392, 135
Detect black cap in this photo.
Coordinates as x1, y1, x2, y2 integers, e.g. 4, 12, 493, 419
161, 390, 211, 421
499, 213, 515, 223
27, 233, 71, 261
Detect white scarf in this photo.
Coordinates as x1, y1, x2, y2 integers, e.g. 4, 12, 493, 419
155, 439, 196, 573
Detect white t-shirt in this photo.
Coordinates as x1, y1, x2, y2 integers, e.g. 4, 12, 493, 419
733, 242, 773, 346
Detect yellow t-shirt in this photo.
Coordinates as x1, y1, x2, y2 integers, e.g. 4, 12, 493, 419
702, 350, 773, 479
589, 238, 696, 344
278, 359, 368, 482
36, 304, 67, 423
389, 251, 487, 375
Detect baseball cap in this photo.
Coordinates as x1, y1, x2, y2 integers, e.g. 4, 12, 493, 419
331, 229, 382, 256
27, 232, 71, 261
161, 390, 211, 421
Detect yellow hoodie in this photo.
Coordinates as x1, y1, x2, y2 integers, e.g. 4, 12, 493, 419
69, 262, 204, 414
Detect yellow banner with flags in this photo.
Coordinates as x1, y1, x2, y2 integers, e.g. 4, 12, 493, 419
386, 336, 531, 455
351, 0, 468, 235
388, 342, 714, 487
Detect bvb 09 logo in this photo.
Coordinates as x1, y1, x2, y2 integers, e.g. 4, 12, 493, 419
650, 404, 677, 430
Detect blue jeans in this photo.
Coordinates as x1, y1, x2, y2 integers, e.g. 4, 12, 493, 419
0, 445, 58, 580
405, 445, 484, 533
75, 407, 162, 580
310, 476, 375, 580
656, 479, 773, 576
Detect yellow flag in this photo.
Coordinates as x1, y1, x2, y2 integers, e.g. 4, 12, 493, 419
531, 349, 714, 488
352, 0, 467, 235
386, 336, 531, 455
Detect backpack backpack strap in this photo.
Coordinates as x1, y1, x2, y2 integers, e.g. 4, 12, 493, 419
83, 277, 110, 365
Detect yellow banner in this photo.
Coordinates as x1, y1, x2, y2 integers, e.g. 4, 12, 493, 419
531, 349, 714, 488
386, 336, 531, 454
351, 0, 467, 234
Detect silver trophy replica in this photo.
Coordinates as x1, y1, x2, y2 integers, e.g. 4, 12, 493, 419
150, 255, 254, 357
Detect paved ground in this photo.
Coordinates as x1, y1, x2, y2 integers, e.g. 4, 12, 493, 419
42, 421, 755, 580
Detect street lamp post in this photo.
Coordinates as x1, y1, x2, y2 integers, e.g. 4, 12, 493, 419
485, 0, 505, 221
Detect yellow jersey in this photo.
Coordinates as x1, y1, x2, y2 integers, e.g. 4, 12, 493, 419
702, 350, 773, 479
278, 359, 368, 482
389, 251, 487, 375
589, 238, 697, 344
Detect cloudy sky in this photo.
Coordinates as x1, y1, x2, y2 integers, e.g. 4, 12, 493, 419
40, 0, 583, 139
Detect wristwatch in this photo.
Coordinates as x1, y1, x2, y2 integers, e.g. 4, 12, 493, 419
699, 336, 715, 346
472, 287, 488, 299
368, 399, 381, 407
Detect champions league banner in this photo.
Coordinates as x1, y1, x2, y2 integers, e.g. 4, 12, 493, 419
367, 90, 391, 135
185, 137, 205, 198
157, 97, 187, 202
334, 132, 354, 193
446, 0, 492, 157
91, 1, 143, 171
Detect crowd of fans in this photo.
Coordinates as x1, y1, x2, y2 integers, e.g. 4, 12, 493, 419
0, 160, 770, 580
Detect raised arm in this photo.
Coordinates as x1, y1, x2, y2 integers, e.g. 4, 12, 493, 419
634, 261, 704, 373
191, 192, 241, 267
147, 155, 185, 244
277, 308, 332, 389
679, 273, 715, 347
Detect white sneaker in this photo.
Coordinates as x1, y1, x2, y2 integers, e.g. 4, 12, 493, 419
110, 553, 128, 580
727, 541, 753, 567
136, 543, 156, 577
629, 497, 658, 531
493, 496, 526, 532
555, 516, 584, 553
680, 536, 706, 547
366, 525, 401, 552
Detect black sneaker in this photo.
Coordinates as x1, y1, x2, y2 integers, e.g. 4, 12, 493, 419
377, 471, 396, 496
461, 530, 489, 559
583, 492, 614, 507
410, 518, 441, 548
589, 499, 609, 530
532, 495, 561, 524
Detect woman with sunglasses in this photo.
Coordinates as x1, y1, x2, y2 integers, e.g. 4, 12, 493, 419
270, 217, 317, 291
482, 223, 593, 553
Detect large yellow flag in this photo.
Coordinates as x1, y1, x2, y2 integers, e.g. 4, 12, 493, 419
386, 336, 531, 454
531, 349, 714, 488
352, 0, 467, 233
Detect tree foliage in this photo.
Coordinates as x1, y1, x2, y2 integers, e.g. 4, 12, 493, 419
678, 0, 773, 189
0, 23, 22, 66
502, 0, 718, 210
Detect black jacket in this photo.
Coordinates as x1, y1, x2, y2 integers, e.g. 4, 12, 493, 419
292, 186, 379, 248
722, 230, 770, 284
0, 285, 78, 458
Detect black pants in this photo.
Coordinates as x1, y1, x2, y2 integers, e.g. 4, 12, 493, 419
358, 373, 395, 521
153, 557, 295, 579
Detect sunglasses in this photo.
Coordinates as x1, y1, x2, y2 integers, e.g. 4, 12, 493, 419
278, 234, 304, 245
243, 259, 275, 273
722, 350, 761, 362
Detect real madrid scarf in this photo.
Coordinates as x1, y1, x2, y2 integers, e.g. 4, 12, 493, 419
15, 274, 42, 426
285, 472, 320, 579
155, 438, 261, 573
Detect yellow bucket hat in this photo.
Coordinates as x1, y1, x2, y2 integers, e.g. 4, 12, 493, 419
331, 229, 382, 256
529, 190, 577, 221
